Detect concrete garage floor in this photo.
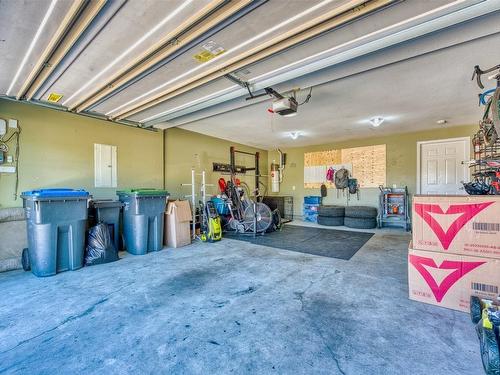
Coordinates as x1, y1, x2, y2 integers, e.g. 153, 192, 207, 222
0, 228, 480, 374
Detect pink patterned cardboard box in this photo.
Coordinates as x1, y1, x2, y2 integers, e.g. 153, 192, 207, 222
408, 247, 500, 312
412, 195, 500, 259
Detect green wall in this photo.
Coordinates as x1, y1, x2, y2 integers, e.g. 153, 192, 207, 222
0, 99, 164, 208
0, 97, 477, 218
164, 127, 268, 200
268, 125, 476, 216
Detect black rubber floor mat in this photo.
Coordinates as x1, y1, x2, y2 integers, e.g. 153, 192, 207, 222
225, 225, 374, 260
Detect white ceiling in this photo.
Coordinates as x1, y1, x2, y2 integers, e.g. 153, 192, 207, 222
179, 30, 500, 148
1, 0, 499, 148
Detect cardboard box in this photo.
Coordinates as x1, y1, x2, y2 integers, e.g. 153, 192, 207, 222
408, 246, 500, 312
164, 200, 192, 248
412, 195, 500, 259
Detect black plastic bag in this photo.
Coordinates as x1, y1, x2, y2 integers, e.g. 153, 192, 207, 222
85, 223, 119, 266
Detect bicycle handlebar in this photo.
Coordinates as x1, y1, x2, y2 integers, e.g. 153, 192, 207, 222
472, 64, 500, 89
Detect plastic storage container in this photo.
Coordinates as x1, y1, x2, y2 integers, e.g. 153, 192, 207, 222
304, 196, 322, 205
303, 197, 321, 223
117, 189, 169, 255
88, 200, 123, 250
21, 188, 90, 277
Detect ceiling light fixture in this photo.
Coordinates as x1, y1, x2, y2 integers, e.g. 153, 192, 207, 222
6, 0, 58, 96
436, 119, 447, 125
369, 116, 385, 127
290, 131, 301, 139
105, 0, 335, 116
63, 0, 194, 106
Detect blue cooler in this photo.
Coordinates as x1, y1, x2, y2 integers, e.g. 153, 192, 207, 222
211, 197, 229, 215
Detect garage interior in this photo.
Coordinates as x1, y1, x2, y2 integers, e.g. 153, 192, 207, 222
1, 0, 500, 374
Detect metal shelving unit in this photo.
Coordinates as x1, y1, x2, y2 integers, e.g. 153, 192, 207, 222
378, 186, 410, 231
467, 135, 500, 194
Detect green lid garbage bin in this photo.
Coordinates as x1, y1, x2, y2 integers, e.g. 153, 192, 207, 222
117, 189, 169, 255
21, 188, 90, 277
88, 200, 123, 251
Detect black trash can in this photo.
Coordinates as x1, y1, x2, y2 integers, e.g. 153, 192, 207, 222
88, 199, 123, 250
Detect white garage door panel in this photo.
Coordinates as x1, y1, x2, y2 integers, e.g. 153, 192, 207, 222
0, 0, 75, 95
43, 0, 212, 107
91, 0, 349, 115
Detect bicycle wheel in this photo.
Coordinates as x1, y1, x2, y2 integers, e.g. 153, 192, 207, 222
491, 87, 500, 132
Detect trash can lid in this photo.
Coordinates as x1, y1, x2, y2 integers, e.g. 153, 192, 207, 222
21, 188, 90, 198
117, 188, 169, 196
90, 199, 124, 208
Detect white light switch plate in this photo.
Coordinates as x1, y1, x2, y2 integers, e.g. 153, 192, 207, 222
0, 166, 16, 173
8, 119, 17, 128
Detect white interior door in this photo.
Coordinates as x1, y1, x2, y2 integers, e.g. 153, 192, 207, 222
418, 138, 469, 195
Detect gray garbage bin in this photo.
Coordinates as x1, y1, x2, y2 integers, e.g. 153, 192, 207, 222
21, 188, 90, 277
88, 200, 123, 250
117, 189, 169, 255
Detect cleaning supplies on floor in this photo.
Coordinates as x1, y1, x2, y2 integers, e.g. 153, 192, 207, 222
201, 200, 222, 242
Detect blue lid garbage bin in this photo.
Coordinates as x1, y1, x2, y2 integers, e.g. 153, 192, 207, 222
21, 188, 90, 277
88, 200, 123, 251
117, 189, 169, 255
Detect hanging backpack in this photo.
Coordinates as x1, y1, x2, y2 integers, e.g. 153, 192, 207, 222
326, 167, 335, 182
348, 178, 359, 194
334, 168, 349, 189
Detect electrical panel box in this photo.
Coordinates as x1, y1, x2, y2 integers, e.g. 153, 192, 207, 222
0, 119, 6, 136
94, 143, 117, 188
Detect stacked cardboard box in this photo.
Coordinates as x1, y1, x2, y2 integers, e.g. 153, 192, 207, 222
164, 200, 192, 248
409, 195, 500, 312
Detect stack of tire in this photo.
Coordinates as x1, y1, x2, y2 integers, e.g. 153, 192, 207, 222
344, 206, 378, 229
317, 205, 345, 226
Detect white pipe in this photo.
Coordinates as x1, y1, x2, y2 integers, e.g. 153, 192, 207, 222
191, 169, 196, 239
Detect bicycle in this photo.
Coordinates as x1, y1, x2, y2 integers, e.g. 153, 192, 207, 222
472, 64, 500, 147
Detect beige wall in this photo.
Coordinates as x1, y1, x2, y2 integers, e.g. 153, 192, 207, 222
0, 99, 164, 208
268, 125, 476, 216
165, 128, 268, 200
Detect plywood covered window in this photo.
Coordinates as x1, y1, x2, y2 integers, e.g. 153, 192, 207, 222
304, 144, 386, 188
94, 143, 117, 188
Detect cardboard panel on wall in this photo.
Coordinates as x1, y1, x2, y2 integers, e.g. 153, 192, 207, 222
341, 144, 386, 188
303, 145, 386, 189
